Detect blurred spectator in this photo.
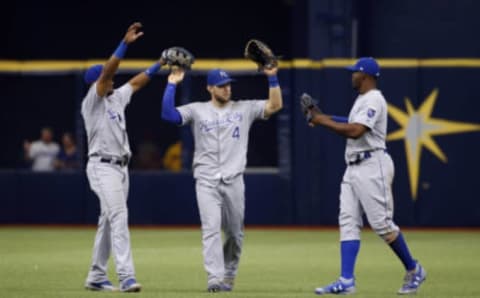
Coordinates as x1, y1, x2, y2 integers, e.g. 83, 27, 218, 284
54, 132, 80, 170
23, 127, 60, 172
132, 130, 162, 170
163, 141, 182, 172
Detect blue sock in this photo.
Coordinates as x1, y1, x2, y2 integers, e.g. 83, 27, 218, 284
340, 240, 360, 279
389, 232, 416, 271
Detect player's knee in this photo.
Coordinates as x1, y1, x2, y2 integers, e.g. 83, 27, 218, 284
202, 228, 221, 241
371, 221, 400, 243
202, 219, 222, 237
339, 221, 362, 241
379, 231, 399, 243
108, 206, 127, 219
224, 229, 244, 242
339, 213, 362, 240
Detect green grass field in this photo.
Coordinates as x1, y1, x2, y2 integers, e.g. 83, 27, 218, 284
0, 227, 479, 298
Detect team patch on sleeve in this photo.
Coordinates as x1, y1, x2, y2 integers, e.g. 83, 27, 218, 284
367, 108, 376, 118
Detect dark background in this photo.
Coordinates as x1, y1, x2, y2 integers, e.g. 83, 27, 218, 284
1, 0, 479, 225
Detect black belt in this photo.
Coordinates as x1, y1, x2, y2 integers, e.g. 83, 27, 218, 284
348, 149, 387, 166
91, 154, 129, 167
100, 157, 129, 167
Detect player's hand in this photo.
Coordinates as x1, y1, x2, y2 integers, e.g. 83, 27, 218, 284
263, 66, 278, 77
168, 68, 185, 85
158, 56, 167, 66
123, 22, 144, 44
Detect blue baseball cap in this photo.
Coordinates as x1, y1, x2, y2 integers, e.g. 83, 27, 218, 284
207, 69, 236, 86
346, 57, 380, 77
84, 64, 104, 84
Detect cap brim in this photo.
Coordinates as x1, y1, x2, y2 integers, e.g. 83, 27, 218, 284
213, 78, 235, 86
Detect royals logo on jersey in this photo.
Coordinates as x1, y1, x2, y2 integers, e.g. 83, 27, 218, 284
367, 108, 376, 118
107, 109, 122, 122
199, 112, 243, 133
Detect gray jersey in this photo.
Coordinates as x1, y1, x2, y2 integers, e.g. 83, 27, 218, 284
81, 83, 133, 158
345, 89, 387, 162
177, 100, 267, 184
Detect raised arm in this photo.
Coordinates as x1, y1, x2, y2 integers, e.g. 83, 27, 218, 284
161, 68, 185, 125
96, 22, 144, 97
128, 57, 166, 93
263, 66, 283, 118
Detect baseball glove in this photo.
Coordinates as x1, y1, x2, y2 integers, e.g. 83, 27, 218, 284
161, 47, 195, 69
300, 93, 323, 122
244, 39, 278, 71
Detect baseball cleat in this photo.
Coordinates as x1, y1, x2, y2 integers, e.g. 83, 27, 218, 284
85, 280, 117, 291
221, 278, 234, 292
397, 262, 426, 295
207, 284, 221, 293
120, 278, 142, 292
207, 282, 233, 292
315, 278, 356, 295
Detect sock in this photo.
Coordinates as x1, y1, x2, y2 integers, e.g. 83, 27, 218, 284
340, 240, 360, 279
389, 232, 416, 271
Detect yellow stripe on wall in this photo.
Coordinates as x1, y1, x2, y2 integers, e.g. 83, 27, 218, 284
1, 58, 480, 72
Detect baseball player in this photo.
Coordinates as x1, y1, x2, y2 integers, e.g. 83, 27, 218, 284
81, 22, 165, 292
301, 57, 426, 295
161, 67, 283, 292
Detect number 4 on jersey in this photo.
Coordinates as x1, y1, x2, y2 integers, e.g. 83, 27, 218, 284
232, 126, 240, 139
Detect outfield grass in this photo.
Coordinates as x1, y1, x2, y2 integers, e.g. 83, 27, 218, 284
0, 227, 479, 298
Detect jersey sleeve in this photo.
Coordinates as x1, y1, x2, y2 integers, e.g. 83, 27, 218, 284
247, 100, 268, 122
176, 102, 196, 126
350, 95, 383, 129
81, 83, 103, 114
117, 83, 134, 108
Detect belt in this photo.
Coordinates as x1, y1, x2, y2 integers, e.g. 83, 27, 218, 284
348, 149, 387, 166
90, 154, 129, 167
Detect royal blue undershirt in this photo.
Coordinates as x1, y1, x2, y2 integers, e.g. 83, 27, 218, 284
161, 83, 182, 125
332, 115, 349, 123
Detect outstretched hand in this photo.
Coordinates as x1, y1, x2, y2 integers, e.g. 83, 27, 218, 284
168, 68, 185, 85
263, 66, 278, 77
123, 22, 144, 44
300, 93, 323, 125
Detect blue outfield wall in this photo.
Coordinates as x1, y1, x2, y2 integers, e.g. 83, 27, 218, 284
290, 64, 480, 227
1, 62, 480, 226
0, 171, 291, 225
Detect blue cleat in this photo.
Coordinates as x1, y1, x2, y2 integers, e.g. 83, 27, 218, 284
315, 278, 356, 295
120, 278, 142, 292
85, 280, 117, 291
397, 262, 426, 295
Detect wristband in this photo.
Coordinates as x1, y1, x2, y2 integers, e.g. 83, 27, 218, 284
268, 75, 279, 88
113, 41, 128, 59
145, 62, 161, 78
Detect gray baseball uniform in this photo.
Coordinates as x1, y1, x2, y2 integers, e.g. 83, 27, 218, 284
81, 82, 136, 284
340, 89, 399, 241
177, 99, 267, 286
